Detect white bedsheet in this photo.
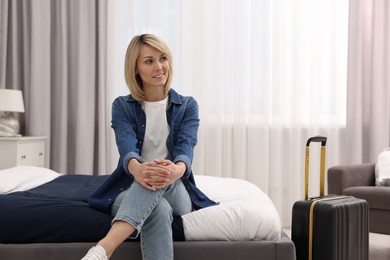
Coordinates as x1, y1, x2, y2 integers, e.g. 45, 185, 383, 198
183, 175, 281, 241
0, 166, 281, 241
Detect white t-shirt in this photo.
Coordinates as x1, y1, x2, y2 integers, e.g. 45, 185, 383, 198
141, 97, 169, 162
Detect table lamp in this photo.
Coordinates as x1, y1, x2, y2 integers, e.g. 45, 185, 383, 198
0, 89, 25, 137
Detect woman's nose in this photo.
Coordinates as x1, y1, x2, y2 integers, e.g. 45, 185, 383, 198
155, 61, 163, 70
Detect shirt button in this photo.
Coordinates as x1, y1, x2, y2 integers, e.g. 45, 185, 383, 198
108, 198, 112, 202
141, 124, 145, 128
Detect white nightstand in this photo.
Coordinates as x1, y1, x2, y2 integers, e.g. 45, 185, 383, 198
0, 136, 46, 170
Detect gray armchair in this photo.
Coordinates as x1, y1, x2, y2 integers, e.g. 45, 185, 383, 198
328, 163, 390, 235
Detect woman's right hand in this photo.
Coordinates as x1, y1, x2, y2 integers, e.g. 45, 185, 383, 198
128, 158, 170, 191
128, 158, 154, 190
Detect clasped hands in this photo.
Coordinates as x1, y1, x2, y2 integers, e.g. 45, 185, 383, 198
128, 159, 186, 191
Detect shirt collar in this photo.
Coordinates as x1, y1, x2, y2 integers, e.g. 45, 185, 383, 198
126, 88, 182, 106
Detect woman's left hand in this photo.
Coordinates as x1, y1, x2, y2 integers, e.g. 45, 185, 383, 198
144, 159, 186, 189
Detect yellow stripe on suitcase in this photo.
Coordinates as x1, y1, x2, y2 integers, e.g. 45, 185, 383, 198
308, 196, 346, 260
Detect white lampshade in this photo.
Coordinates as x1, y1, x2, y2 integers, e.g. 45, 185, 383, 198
0, 89, 25, 136
0, 89, 25, 113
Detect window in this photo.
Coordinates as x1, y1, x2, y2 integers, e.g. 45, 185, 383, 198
113, 0, 348, 126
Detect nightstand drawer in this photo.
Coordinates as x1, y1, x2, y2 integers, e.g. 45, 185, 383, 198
16, 141, 45, 167
0, 136, 47, 169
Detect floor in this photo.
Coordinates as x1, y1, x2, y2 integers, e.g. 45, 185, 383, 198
369, 232, 390, 260
283, 229, 390, 260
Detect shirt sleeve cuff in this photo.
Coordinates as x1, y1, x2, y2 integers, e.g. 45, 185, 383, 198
123, 152, 143, 176
173, 155, 192, 178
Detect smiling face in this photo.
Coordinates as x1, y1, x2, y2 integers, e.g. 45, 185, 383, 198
136, 44, 170, 98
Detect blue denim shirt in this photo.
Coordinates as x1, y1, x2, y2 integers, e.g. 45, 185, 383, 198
89, 89, 218, 213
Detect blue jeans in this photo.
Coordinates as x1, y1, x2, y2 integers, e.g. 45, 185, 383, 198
110, 179, 192, 260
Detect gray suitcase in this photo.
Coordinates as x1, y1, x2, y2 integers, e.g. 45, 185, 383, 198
291, 136, 369, 260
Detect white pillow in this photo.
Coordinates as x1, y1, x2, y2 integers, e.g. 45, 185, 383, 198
0, 166, 62, 194
182, 175, 281, 241
375, 148, 390, 186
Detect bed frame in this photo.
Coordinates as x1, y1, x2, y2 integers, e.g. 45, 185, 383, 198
0, 231, 295, 260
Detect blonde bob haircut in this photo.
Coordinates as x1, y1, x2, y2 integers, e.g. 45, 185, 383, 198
124, 34, 174, 101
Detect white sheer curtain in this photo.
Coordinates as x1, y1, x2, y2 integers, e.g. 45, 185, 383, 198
107, 0, 349, 227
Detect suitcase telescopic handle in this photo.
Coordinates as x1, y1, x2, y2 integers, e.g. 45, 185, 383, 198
305, 136, 327, 200
306, 136, 327, 147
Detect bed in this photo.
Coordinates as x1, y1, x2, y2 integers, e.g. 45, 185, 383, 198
0, 166, 296, 260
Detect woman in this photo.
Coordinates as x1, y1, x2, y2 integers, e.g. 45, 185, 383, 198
82, 34, 217, 260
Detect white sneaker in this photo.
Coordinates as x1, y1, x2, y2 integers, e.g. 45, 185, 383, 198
81, 245, 109, 260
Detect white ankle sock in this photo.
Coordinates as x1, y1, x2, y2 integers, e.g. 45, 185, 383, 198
81, 245, 108, 260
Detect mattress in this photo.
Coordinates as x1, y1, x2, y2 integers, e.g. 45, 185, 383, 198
0, 166, 281, 243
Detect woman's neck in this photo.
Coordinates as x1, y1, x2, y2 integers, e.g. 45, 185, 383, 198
144, 88, 166, 102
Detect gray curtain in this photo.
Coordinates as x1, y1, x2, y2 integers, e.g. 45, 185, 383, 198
346, 0, 390, 163
0, 0, 109, 175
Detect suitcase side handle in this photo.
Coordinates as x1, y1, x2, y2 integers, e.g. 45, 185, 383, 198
305, 136, 327, 200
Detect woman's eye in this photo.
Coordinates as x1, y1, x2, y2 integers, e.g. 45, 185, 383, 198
145, 59, 153, 64
160, 56, 168, 62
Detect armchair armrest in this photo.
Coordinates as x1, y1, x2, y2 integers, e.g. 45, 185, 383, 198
327, 163, 376, 195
